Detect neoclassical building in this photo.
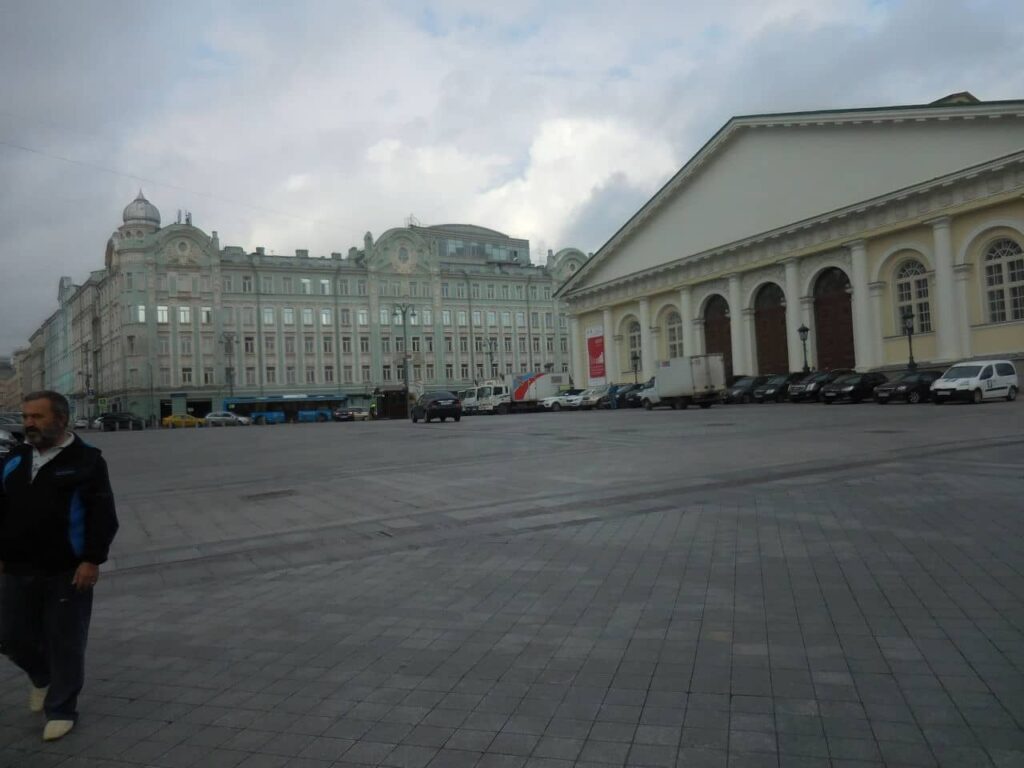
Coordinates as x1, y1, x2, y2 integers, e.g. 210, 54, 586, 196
558, 93, 1024, 385
19, 194, 587, 420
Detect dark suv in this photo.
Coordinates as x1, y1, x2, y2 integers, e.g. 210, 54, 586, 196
753, 373, 804, 403
821, 372, 888, 403
788, 370, 854, 402
98, 412, 145, 431
411, 391, 462, 423
723, 376, 771, 404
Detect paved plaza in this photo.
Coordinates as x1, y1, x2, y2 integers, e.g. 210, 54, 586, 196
2, 401, 1023, 767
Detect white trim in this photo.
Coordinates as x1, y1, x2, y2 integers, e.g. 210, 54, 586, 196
871, 242, 933, 283
956, 219, 1024, 266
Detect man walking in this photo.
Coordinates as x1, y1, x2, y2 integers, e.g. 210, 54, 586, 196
0, 391, 119, 741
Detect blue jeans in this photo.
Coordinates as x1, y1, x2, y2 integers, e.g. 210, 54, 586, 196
0, 571, 93, 720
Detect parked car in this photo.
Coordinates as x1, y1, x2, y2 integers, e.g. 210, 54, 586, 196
0, 415, 24, 442
722, 375, 772, 404
204, 411, 250, 426
411, 391, 462, 423
931, 359, 1019, 404
161, 413, 204, 429
753, 373, 804, 403
578, 385, 611, 410
874, 370, 942, 404
625, 379, 654, 408
608, 383, 643, 408
0, 428, 19, 459
333, 406, 369, 422
98, 412, 145, 431
540, 392, 583, 411
639, 382, 665, 410
788, 370, 855, 402
821, 372, 888, 403
73, 416, 91, 429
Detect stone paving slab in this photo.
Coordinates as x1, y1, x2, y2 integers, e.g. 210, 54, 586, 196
2, 405, 1023, 767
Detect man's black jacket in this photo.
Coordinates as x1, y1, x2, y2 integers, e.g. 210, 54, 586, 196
0, 435, 119, 574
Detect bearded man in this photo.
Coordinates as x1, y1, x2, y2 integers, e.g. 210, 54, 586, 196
0, 391, 119, 741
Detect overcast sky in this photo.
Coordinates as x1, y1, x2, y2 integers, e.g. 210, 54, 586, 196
2, 0, 1023, 357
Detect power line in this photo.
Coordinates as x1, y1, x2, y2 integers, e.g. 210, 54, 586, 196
0, 137, 337, 229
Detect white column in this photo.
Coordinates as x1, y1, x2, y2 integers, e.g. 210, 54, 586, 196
692, 318, 705, 355
727, 274, 747, 375
800, 296, 816, 371
569, 315, 585, 387
679, 286, 695, 357
638, 297, 653, 380
927, 216, 959, 362
846, 239, 874, 370
954, 264, 973, 359
868, 282, 885, 366
783, 259, 802, 373
602, 308, 617, 383
742, 308, 757, 374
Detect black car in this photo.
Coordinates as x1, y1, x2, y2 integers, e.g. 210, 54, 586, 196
722, 375, 771, 404
821, 372, 888, 403
0, 427, 20, 460
787, 369, 855, 402
873, 370, 941, 404
411, 391, 462, 423
600, 383, 640, 408
98, 412, 145, 431
753, 373, 804, 403
625, 379, 654, 408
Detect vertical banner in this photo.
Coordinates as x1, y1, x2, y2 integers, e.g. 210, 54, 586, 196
586, 326, 606, 385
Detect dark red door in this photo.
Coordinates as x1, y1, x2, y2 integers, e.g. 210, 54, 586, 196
813, 268, 855, 371
754, 283, 789, 374
703, 294, 732, 380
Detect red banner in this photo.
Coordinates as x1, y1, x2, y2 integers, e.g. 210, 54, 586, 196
587, 334, 605, 379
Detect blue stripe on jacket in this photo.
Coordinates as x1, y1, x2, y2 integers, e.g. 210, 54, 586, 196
69, 488, 85, 558
2, 454, 22, 487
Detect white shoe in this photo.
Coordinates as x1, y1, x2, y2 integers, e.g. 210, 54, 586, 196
43, 719, 74, 741
29, 685, 48, 713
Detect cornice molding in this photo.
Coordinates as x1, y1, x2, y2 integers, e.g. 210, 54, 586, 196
563, 151, 1024, 313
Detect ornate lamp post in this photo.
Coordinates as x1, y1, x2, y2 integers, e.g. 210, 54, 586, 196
797, 324, 810, 374
902, 308, 917, 371
393, 302, 417, 394
630, 351, 640, 385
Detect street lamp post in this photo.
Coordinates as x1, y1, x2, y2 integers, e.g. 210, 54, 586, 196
797, 324, 810, 374
630, 351, 640, 385
486, 338, 498, 379
902, 308, 917, 371
221, 331, 236, 399
393, 302, 417, 395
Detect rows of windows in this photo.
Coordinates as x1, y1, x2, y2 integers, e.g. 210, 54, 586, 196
129, 303, 568, 332
215, 274, 557, 301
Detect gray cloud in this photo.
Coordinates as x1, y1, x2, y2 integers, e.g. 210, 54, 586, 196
2, 0, 1022, 355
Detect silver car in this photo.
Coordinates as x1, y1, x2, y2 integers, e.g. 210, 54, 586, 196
204, 411, 251, 426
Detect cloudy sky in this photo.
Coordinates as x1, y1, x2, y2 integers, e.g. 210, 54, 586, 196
2, 0, 1023, 356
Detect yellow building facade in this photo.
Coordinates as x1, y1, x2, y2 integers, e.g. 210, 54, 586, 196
559, 94, 1024, 384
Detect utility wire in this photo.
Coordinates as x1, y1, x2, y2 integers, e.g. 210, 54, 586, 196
0, 137, 337, 229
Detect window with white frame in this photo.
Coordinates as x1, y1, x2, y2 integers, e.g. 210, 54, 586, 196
320, 279, 330, 296
302, 308, 314, 326
300, 278, 311, 295
628, 321, 642, 369
263, 307, 275, 326
357, 309, 369, 326
320, 308, 332, 326
984, 238, 1024, 323
283, 307, 295, 325
895, 260, 932, 333
157, 305, 168, 324
666, 311, 683, 358
304, 335, 315, 354
201, 307, 212, 325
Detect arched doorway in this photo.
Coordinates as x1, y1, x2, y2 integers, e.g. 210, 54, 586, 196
754, 283, 789, 374
703, 294, 732, 379
813, 267, 855, 370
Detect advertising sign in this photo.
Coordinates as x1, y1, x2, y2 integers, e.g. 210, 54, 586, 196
586, 326, 606, 386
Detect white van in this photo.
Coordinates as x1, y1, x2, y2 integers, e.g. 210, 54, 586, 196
931, 359, 1019, 404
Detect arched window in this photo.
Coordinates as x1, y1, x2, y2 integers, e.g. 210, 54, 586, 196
984, 238, 1024, 322
665, 311, 683, 358
628, 321, 642, 370
895, 260, 931, 333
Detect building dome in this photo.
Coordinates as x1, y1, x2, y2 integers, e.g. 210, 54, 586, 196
122, 190, 160, 227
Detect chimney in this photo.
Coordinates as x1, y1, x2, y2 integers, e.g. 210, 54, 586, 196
296, 249, 309, 258
331, 252, 342, 260
255, 247, 265, 256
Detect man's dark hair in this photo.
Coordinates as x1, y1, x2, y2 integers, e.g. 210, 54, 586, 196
23, 390, 71, 425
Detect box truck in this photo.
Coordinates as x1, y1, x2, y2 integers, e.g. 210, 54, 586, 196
651, 354, 726, 409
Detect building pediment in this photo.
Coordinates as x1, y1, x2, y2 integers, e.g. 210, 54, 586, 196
562, 97, 1024, 296
369, 228, 435, 276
